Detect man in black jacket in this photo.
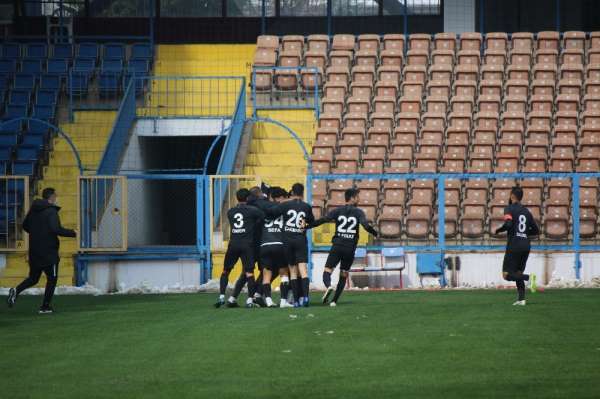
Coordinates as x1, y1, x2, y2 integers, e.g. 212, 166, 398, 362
7, 188, 77, 314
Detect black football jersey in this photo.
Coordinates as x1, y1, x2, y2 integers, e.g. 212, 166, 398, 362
227, 204, 265, 243
503, 203, 539, 249
250, 197, 284, 246
269, 199, 315, 238
315, 205, 377, 249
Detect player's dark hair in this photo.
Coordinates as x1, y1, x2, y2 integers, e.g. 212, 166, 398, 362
270, 187, 286, 199
249, 186, 262, 197
345, 188, 359, 202
511, 186, 524, 201
42, 187, 56, 200
236, 188, 250, 202
291, 183, 304, 197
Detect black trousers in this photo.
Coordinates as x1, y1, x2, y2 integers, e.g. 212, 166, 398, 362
16, 262, 59, 307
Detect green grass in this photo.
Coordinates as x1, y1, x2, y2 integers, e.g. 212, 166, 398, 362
1, 290, 600, 399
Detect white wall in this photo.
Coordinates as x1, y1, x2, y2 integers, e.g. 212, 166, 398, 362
444, 0, 476, 33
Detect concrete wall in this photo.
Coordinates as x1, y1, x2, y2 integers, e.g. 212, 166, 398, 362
444, 0, 476, 33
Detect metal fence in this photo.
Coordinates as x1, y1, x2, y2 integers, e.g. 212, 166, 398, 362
78, 175, 127, 251
308, 172, 600, 279
252, 66, 321, 119
209, 175, 261, 252
136, 76, 245, 119
0, 177, 29, 251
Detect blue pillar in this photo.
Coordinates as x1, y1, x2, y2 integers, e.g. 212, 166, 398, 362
572, 176, 581, 279
437, 176, 447, 287
306, 173, 313, 281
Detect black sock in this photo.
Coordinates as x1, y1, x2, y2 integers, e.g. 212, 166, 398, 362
301, 277, 310, 299
323, 271, 331, 288
246, 276, 257, 298
516, 280, 525, 301
232, 274, 247, 298
332, 275, 347, 303
263, 283, 271, 299
272, 269, 279, 281
255, 271, 264, 295
280, 281, 290, 301
507, 272, 529, 282
219, 273, 229, 295
290, 278, 300, 302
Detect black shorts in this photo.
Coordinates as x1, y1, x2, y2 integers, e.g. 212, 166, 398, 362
324, 245, 355, 271
502, 248, 530, 274
260, 244, 287, 271
224, 240, 255, 273
284, 236, 308, 265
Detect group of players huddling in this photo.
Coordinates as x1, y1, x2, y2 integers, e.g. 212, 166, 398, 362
215, 183, 539, 308
215, 183, 378, 308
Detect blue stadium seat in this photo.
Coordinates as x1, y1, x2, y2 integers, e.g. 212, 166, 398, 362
104, 43, 126, 60
125, 59, 149, 94
8, 90, 31, 107
68, 74, 89, 95
0, 59, 17, 74
77, 43, 99, 61
0, 207, 18, 224
72, 57, 96, 76
0, 76, 9, 91
0, 148, 12, 162
39, 74, 61, 91
16, 147, 39, 161
32, 105, 55, 121
99, 74, 121, 97
52, 43, 74, 60
0, 161, 7, 175
0, 134, 18, 148
0, 119, 22, 134
21, 134, 45, 150
12, 161, 35, 177
27, 120, 49, 136
101, 59, 123, 74
25, 43, 48, 59
131, 43, 153, 62
47, 58, 69, 75
1, 43, 21, 59
21, 59, 43, 75
3, 104, 28, 120
13, 74, 36, 91
35, 89, 57, 106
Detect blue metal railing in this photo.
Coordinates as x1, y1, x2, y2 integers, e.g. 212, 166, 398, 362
252, 66, 321, 119
308, 172, 600, 280
97, 78, 137, 175
136, 76, 245, 119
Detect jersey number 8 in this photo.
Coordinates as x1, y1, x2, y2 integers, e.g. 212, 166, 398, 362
518, 214, 527, 233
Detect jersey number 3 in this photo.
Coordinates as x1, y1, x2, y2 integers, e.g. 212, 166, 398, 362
338, 215, 357, 234
233, 213, 244, 228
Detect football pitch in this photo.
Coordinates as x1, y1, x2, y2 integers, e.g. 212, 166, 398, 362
1, 289, 599, 399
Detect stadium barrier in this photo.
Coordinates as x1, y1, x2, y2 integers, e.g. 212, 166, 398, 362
0, 177, 29, 252
78, 175, 127, 252
136, 76, 245, 119
252, 66, 321, 119
308, 172, 600, 280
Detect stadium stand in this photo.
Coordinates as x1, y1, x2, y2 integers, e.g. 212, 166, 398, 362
0, 40, 150, 286
252, 31, 600, 242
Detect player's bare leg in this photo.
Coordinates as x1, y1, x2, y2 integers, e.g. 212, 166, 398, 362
321, 266, 335, 304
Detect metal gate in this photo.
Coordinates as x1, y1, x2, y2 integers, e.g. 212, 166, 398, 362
78, 176, 127, 252
209, 175, 260, 251
0, 176, 29, 251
